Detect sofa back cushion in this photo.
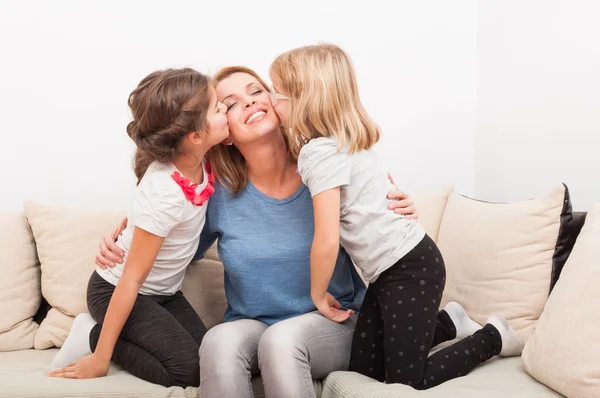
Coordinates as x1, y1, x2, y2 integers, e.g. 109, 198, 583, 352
0, 212, 41, 351
436, 184, 572, 343
24, 202, 125, 349
182, 243, 228, 329
411, 185, 454, 242
522, 203, 600, 397
24, 201, 229, 348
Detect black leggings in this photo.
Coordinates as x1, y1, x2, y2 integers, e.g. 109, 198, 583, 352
349, 234, 502, 389
86, 271, 207, 387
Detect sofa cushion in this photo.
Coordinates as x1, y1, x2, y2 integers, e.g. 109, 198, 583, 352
411, 185, 454, 242
0, 349, 321, 398
436, 184, 571, 343
23, 202, 126, 349
322, 357, 561, 397
551, 211, 586, 290
182, 243, 228, 329
0, 212, 41, 351
25, 201, 231, 348
523, 204, 600, 397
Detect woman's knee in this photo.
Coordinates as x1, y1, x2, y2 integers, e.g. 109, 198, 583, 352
199, 321, 263, 374
200, 327, 237, 366
258, 324, 306, 369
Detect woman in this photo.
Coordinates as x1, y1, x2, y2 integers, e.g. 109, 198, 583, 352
96, 66, 418, 397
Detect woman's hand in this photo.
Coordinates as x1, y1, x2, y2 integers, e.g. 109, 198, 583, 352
314, 292, 354, 323
387, 173, 418, 220
48, 353, 109, 380
95, 217, 128, 269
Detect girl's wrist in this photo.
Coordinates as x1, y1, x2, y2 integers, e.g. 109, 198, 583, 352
93, 348, 112, 364
311, 291, 325, 303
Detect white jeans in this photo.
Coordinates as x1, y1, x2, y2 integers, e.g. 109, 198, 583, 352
199, 311, 358, 398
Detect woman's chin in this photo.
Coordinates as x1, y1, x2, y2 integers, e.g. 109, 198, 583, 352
249, 119, 280, 137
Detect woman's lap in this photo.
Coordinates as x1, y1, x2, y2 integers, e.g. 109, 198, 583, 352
199, 311, 358, 398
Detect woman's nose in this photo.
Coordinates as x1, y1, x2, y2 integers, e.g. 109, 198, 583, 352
243, 98, 256, 108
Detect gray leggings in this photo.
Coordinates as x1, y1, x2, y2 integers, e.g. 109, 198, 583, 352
86, 271, 207, 387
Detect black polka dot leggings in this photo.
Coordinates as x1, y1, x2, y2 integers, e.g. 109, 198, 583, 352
349, 234, 502, 389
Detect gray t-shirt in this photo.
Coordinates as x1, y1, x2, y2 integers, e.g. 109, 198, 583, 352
298, 137, 425, 283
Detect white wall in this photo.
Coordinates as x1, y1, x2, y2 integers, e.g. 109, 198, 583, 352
0, 0, 477, 212
476, 0, 600, 211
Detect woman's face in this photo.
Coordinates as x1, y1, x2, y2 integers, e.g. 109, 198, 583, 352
215, 73, 281, 145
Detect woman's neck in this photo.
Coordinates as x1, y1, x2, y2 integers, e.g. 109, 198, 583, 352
237, 133, 300, 197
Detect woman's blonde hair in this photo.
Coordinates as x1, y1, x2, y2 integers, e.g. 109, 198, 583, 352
210, 66, 291, 194
270, 43, 380, 159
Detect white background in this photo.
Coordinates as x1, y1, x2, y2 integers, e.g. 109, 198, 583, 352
475, 0, 600, 210
0, 0, 598, 212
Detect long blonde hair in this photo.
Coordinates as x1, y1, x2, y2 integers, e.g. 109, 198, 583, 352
270, 43, 380, 159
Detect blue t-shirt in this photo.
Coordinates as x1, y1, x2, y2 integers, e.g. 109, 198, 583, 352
194, 180, 366, 325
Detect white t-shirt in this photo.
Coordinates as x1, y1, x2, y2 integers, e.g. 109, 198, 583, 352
96, 161, 209, 295
297, 137, 425, 283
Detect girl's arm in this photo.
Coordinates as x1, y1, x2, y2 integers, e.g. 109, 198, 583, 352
94, 227, 163, 363
49, 226, 163, 379
311, 187, 354, 323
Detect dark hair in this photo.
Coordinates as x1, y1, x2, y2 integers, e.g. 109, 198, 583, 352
126, 68, 212, 184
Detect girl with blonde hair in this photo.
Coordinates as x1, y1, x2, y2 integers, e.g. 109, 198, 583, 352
269, 43, 524, 389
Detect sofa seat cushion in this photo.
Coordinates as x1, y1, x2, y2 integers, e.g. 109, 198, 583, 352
0, 349, 322, 398
322, 357, 562, 398
0, 349, 196, 397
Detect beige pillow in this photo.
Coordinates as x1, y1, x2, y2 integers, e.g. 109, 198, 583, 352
0, 212, 41, 351
182, 243, 228, 329
24, 202, 125, 349
411, 185, 454, 242
523, 204, 600, 397
354, 185, 454, 283
437, 184, 568, 343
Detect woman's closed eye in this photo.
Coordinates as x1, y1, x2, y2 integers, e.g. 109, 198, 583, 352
225, 89, 263, 110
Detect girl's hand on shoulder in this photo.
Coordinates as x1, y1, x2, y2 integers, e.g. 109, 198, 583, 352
315, 292, 354, 323
48, 353, 109, 380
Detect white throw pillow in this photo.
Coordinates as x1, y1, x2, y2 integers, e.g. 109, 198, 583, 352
411, 185, 454, 242
25, 201, 231, 348
523, 204, 600, 397
437, 184, 570, 343
0, 212, 40, 351
24, 202, 125, 349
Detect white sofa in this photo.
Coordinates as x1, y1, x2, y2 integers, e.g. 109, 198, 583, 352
1, 184, 596, 397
